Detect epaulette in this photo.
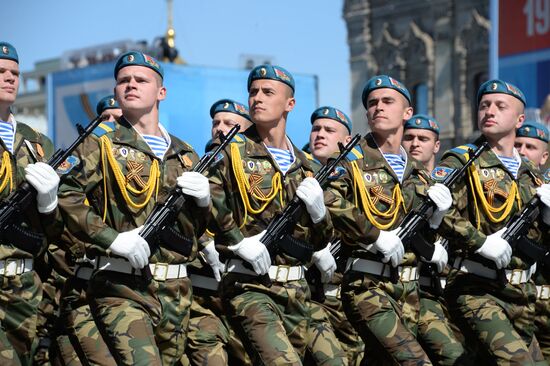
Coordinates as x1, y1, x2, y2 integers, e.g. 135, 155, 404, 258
230, 133, 246, 144
91, 121, 116, 138
346, 145, 363, 161
304, 152, 314, 160
449, 143, 477, 157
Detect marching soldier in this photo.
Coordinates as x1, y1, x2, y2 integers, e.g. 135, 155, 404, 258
326, 75, 451, 365
185, 99, 252, 366
515, 121, 549, 169
402, 114, 471, 365
306, 106, 363, 366
207, 65, 334, 365
436, 79, 549, 364
57, 51, 211, 365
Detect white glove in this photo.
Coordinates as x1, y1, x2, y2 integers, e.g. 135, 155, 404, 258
202, 241, 224, 282
427, 183, 452, 229
108, 226, 150, 269
428, 239, 448, 273
374, 228, 405, 267
312, 243, 336, 283
25, 162, 60, 213
296, 177, 326, 224
176, 172, 211, 207
536, 184, 550, 225
228, 231, 270, 275
475, 227, 512, 269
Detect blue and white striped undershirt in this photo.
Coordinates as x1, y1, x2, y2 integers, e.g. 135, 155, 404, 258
142, 134, 169, 159
267, 146, 295, 175
383, 153, 406, 182
497, 154, 521, 179
0, 115, 16, 154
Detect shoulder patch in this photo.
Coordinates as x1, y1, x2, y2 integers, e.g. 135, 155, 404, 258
328, 166, 346, 180
431, 166, 455, 182
204, 150, 224, 165
346, 145, 364, 161
56, 155, 80, 175
91, 122, 115, 138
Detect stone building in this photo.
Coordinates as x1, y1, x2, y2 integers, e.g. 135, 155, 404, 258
343, 0, 490, 150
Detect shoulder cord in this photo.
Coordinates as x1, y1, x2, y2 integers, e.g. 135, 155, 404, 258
0, 151, 12, 194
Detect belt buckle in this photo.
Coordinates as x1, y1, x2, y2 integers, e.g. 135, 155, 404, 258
4, 259, 19, 277
275, 265, 290, 283
152, 263, 169, 282
541, 285, 550, 300
509, 269, 523, 285
400, 266, 413, 282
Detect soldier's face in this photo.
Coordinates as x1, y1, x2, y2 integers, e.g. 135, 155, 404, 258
115, 66, 166, 114
0, 59, 19, 106
309, 118, 351, 164
366, 88, 412, 134
402, 129, 440, 165
100, 108, 122, 122
211, 112, 251, 139
248, 80, 295, 125
478, 94, 524, 138
514, 137, 549, 167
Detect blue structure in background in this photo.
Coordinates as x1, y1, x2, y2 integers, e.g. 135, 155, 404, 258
48, 62, 318, 153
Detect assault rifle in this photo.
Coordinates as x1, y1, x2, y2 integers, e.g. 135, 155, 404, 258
255, 134, 362, 287
387, 141, 489, 285
0, 115, 105, 253
140, 124, 240, 282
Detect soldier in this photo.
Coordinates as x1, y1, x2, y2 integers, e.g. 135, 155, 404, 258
402, 115, 471, 365
57, 51, 211, 366
326, 75, 451, 364
515, 121, 550, 362
306, 106, 363, 366
0, 41, 62, 366
207, 64, 334, 365
436, 79, 549, 364
185, 99, 252, 366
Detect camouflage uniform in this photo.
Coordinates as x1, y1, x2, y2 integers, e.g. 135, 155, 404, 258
0, 120, 60, 366
326, 133, 434, 365
437, 137, 547, 365
207, 126, 334, 365
58, 117, 209, 366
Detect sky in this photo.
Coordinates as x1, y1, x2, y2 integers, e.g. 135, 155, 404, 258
3, 0, 351, 114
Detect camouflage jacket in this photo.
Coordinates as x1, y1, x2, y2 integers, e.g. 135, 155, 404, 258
207, 125, 333, 266
436, 136, 545, 270
326, 133, 433, 266
0, 119, 60, 260
57, 117, 209, 264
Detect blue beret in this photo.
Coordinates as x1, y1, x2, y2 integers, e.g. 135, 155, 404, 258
96, 95, 119, 115
310, 106, 352, 133
362, 75, 411, 108
516, 121, 549, 143
404, 114, 440, 135
210, 99, 251, 121
247, 65, 295, 93
114, 51, 163, 79
477, 79, 526, 105
0, 42, 18, 63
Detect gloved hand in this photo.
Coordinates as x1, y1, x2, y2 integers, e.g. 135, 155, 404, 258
428, 239, 448, 273
108, 226, 150, 269
374, 228, 404, 267
296, 177, 326, 224
536, 184, 550, 225
427, 183, 452, 229
25, 162, 60, 213
312, 243, 336, 283
202, 241, 225, 282
176, 172, 211, 207
475, 228, 512, 269
228, 231, 270, 275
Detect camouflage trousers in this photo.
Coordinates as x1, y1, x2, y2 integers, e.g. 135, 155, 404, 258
446, 274, 546, 366
417, 287, 472, 365
342, 270, 432, 365
223, 274, 310, 366
0, 270, 42, 366
186, 290, 251, 366
535, 294, 550, 363
305, 299, 348, 366
87, 271, 192, 366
